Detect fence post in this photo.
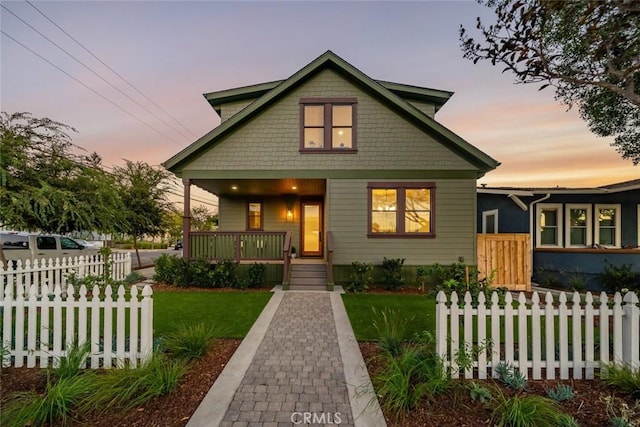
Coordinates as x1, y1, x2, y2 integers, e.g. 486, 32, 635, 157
572, 291, 583, 379
623, 292, 639, 366
450, 292, 460, 377
435, 291, 448, 363
2, 283, 14, 368
477, 292, 487, 379
613, 293, 624, 363
140, 285, 154, 364
463, 292, 474, 379
544, 292, 555, 379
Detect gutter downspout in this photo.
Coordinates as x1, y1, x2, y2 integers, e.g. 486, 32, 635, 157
529, 193, 551, 281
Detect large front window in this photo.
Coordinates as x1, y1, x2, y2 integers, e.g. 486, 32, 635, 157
301, 98, 357, 152
368, 182, 435, 237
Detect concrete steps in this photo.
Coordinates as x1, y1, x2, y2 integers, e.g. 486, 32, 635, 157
290, 263, 327, 290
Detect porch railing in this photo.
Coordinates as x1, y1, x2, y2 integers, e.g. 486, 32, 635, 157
189, 231, 287, 261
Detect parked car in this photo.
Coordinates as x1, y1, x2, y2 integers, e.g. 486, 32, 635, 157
0, 231, 100, 265
72, 238, 97, 249
174, 240, 183, 250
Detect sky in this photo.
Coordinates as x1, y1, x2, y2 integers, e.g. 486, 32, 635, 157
1, 0, 638, 211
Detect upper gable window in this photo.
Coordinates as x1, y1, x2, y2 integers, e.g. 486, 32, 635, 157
300, 98, 357, 153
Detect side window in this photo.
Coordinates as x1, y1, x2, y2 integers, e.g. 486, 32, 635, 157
60, 237, 82, 250
536, 204, 563, 247
37, 236, 57, 250
1, 234, 30, 249
247, 201, 263, 231
482, 209, 499, 234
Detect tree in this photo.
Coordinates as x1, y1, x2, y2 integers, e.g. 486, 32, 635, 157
191, 205, 218, 231
113, 160, 172, 267
0, 112, 125, 266
460, 0, 640, 164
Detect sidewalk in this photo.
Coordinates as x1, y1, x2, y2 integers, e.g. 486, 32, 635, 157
187, 289, 386, 427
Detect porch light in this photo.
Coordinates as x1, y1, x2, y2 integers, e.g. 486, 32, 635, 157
283, 193, 296, 222
231, 185, 238, 191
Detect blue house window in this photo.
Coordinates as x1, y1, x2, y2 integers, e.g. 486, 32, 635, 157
595, 204, 621, 247
565, 204, 591, 247
536, 204, 562, 247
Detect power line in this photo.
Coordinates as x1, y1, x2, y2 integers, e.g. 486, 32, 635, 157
1, 30, 184, 148
25, 0, 199, 140
1, 4, 190, 145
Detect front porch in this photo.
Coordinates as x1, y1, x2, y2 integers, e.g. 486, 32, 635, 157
180, 177, 334, 289
184, 229, 335, 290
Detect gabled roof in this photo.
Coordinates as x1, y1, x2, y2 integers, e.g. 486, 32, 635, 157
164, 50, 500, 173
204, 79, 453, 116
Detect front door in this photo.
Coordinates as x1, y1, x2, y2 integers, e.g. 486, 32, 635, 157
301, 200, 323, 257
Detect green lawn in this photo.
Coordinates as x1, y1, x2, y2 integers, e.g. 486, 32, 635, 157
153, 291, 272, 338
342, 294, 436, 341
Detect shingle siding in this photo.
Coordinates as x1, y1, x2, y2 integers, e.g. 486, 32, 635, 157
183, 69, 475, 172
221, 100, 253, 122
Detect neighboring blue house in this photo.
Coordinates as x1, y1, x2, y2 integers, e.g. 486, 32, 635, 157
477, 179, 640, 289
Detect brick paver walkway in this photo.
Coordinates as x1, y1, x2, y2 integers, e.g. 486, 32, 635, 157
220, 292, 353, 426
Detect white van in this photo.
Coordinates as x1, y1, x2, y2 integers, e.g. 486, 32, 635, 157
0, 232, 100, 266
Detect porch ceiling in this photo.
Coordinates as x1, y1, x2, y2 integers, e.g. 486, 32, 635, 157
192, 178, 326, 197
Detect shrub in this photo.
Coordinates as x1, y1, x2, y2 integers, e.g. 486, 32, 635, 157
415, 267, 429, 292
468, 381, 493, 405
153, 254, 180, 284
211, 259, 238, 288
491, 394, 563, 427
381, 257, 405, 290
347, 261, 373, 293
372, 307, 412, 357
82, 354, 186, 413
496, 362, 527, 390
3, 373, 97, 427
546, 384, 575, 402
163, 323, 218, 360
189, 258, 215, 288
428, 262, 495, 305
239, 263, 265, 289
122, 271, 146, 285
598, 262, 639, 293
600, 363, 640, 398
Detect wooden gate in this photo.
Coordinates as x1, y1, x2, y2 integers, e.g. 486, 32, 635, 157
477, 233, 531, 291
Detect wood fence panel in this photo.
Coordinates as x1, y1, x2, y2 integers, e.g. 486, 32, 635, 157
435, 290, 640, 381
477, 233, 531, 291
0, 283, 153, 369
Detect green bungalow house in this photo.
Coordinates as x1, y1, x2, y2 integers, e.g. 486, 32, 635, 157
163, 51, 499, 290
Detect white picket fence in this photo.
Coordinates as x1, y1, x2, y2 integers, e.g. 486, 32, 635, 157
1, 282, 153, 369
436, 290, 640, 380
0, 252, 131, 298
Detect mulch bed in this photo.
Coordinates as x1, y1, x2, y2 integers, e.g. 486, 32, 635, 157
359, 341, 638, 427
1, 339, 241, 427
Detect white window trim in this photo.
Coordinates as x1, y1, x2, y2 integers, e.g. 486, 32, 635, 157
594, 204, 622, 248
565, 204, 592, 248
536, 203, 563, 248
482, 209, 499, 234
